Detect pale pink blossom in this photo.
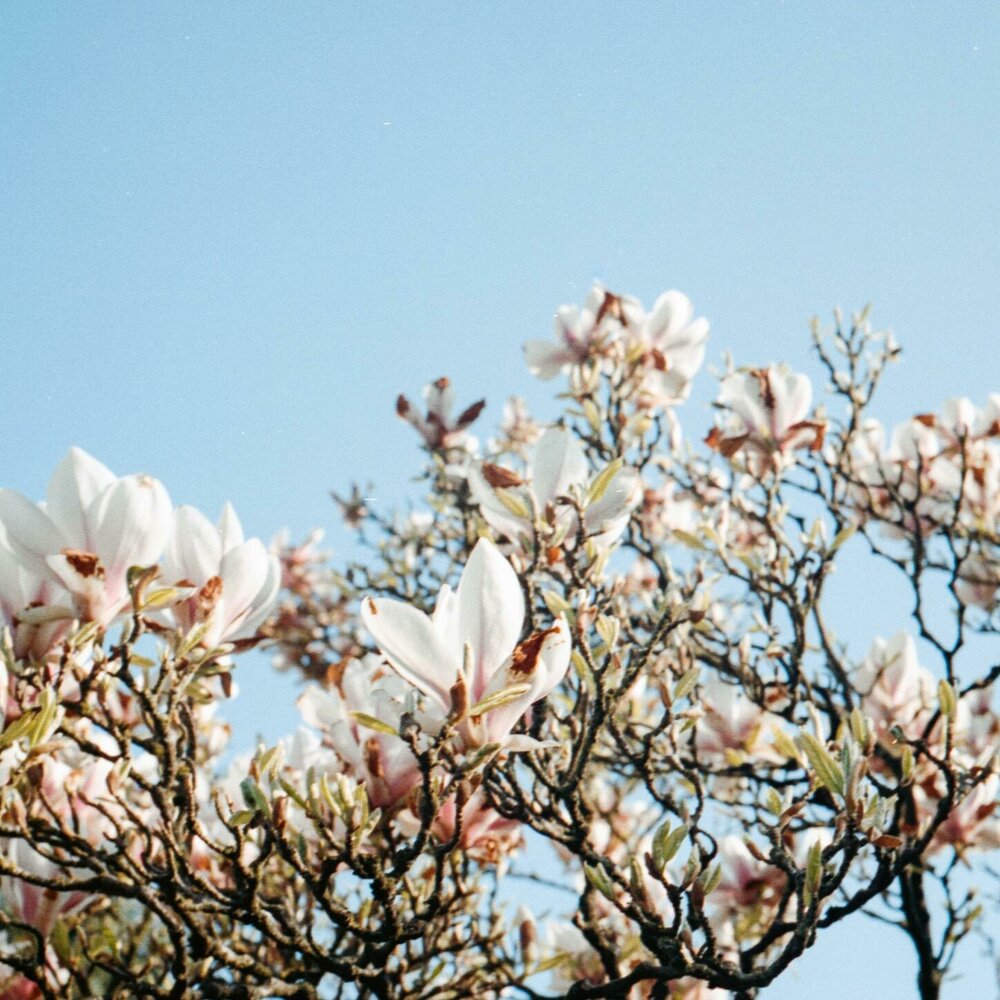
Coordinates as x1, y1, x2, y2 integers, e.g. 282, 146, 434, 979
524, 284, 639, 380
468, 427, 641, 550
0, 448, 172, 626
429, 786, 522, 863
710, 835, 785, 925
708, 367, 824, 473
855, 633, 935, 746
298, 655, 421, 809
926, 773, 1000, 855
161, 503, 279, 648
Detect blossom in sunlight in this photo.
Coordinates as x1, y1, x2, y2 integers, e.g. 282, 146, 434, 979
396, 377, 484, 450
0, 526, 69, 660
468, 426, 641, 551
707, 366, 824, 472
161, 502, 279, 648
524, 283, 640, 380
298, 654, 421, 809
361, 537, 570, 750
0, 448, 172, 627
633, 290, 710, 406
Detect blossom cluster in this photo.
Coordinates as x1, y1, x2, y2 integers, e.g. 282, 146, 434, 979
0, 287, 996, 1000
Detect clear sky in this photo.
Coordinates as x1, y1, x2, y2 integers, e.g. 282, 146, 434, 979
2, 4, 998, 997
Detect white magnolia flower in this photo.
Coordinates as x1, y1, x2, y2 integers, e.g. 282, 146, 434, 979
635, 290, 709, 405
361, 538, 570, 750
524, 283, 640, 380
468, 427, 641, 550
161, 503, 279, 647
298, 655, 422, 809
708, 366, 824, 472
0, 448, 172, 626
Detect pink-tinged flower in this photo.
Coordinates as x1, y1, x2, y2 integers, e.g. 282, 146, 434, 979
395, 377, 484, 450
361, 538, 570, 751
694, 678, 781, 762
855, 633, 935, 747
429, 786, 522, 863
927, 773, 1000, 855
524, 284, 640, 380
2, 749, 116, 936
635, 290, 709, 406
468, 427, 641, 550
956, 552, 1000, 612
0, 448, 172, 626
0, 971, 42, 1000
710, 836, 786, 925
298, 655, 421, 810
0, 528, 69, 660
707, 367, 824, 473
161, 503, 279, 648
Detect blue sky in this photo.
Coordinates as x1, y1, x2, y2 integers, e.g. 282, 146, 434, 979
2, 4, 998, 997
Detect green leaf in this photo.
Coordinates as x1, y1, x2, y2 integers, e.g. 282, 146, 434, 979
798, 732, 845, 796
652, 821, 689, 870
468, 684, 531, 717
586, 457, 624, 505
584, 863, 616, 901
350, 712, 399, 736
672, 667, 700, 703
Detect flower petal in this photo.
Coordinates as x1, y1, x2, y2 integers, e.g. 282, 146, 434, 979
531, 428, 588, 508
455, 538, 524, 699
362, 597, 457, 711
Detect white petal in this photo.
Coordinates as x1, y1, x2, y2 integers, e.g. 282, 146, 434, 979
298, 685, 344, 730
530, 428, 588, 508
217, 502, 245, 552
480, 617, 571, 741
771, 369, 812, 433
455, 538, 524, 699
644, 290, 693, 345
217, 540, 272, 632
467, 466, 529, 541
362, 597, 457, 711
0, 490, 66, 579
585, 466, 641, 537
524, 341, 572, 380
163, 505, 222, 585
91, 475, 172, 579
228, 548, 280, 639
45, 447, 116, 548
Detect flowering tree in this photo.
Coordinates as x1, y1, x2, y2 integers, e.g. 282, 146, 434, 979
0, 286, 997, 1000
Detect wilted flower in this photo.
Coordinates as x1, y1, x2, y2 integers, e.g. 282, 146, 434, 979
396, 377, 484, 450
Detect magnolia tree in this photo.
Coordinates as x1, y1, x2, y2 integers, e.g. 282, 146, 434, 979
0, 287, 997, 1000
